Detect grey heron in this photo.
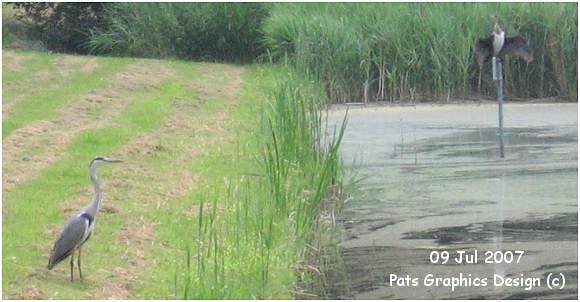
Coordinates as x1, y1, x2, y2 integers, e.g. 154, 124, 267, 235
47, 156, 122, 281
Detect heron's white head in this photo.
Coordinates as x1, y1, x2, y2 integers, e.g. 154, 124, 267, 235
90, 156, 123, 168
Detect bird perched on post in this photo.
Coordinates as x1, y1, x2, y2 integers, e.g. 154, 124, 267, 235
47, 156, 122, 281
474, 16, 533, 90
475, 16, 534, 66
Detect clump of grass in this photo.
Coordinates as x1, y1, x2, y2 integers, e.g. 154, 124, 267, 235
174, 67, 346, 299
263, 3, 577, 102
2, 3, 22, 46
86, 3, 269, 62
2, 4, 45, 50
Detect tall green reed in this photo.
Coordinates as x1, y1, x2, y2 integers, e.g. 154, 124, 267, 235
87, 3, 269, 62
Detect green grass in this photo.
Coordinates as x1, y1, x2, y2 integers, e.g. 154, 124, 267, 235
132, 67, 270, 298
2, 50, 54, 85
2, 55, 130, 137
2, 59, 188, 297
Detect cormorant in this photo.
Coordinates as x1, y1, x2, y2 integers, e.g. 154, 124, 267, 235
475, 16, 533, 67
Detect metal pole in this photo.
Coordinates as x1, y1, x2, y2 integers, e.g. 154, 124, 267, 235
493, 57, 505, 158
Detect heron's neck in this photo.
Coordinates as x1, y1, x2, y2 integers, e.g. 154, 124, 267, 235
85, 165, 103, 218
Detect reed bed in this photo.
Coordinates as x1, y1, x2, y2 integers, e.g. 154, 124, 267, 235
263, 3, 577, 102
176, 68, 346, 298
87, 3, 268, 62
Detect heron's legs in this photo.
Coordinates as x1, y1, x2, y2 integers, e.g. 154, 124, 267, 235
77, 248, 83, 280
70, 252, 75, 282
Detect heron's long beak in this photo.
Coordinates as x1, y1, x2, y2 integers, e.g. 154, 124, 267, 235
108, 159, 123, 163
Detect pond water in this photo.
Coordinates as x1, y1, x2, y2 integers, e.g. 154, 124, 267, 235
325, 103, 578, 299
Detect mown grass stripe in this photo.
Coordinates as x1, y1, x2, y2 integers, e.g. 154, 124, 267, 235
4, 52, 91, 110
2, 56, 131, 138
2, 50, 55, 85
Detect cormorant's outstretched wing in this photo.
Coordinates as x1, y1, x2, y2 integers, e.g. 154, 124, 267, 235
475, 36, 493, 67
498, 36, 533, 63
47, 215, 88, 269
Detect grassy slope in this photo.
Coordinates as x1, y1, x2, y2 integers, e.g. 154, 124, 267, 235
2, 51, 251, 298
3, 51, 340, 299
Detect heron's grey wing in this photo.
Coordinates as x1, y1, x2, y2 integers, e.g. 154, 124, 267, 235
499, 36, 533, 63
47, 215, 88, 269
475, 36, 493, 67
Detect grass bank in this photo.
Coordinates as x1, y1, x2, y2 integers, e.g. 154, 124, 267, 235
3, 51, 345, 299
